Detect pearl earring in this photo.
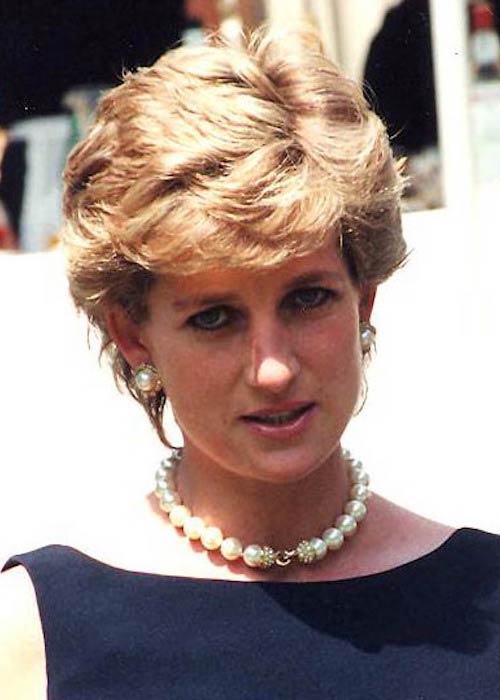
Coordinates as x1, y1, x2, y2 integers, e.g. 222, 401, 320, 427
133, 364, 162, 395
360, 322, 376, 354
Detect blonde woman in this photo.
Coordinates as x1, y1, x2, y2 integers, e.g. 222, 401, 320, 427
1, 29, 499, 700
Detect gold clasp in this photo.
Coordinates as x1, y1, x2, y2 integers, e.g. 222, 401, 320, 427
274, 549, 296, 567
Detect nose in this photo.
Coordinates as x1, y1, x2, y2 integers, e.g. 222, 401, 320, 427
245, 319, 300, 393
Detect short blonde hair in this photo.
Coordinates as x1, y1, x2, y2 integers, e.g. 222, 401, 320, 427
63, 28, 405, 444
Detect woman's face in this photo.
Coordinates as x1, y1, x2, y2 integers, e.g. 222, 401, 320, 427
117, 239, 374, 484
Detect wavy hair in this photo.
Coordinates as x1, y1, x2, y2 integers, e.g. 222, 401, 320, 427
62, 27, 406, 445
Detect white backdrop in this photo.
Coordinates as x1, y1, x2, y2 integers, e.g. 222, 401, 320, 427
1, 201, 499, 565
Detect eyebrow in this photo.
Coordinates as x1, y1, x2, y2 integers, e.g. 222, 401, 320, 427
171, 270, 344, 310
286, 271, 344, 288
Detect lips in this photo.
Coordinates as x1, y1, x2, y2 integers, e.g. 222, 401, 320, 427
241, 402, 315, 426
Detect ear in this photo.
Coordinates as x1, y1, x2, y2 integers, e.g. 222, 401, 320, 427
104, 305, 151, 370
358, 285, 377, 322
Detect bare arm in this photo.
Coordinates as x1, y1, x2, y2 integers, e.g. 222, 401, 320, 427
0, 567, 47, 700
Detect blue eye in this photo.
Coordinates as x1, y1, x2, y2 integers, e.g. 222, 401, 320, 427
189, 306, 231, 331
288, 287, 334, 310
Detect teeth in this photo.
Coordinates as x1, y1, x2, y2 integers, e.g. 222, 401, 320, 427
250, 406, 308, 425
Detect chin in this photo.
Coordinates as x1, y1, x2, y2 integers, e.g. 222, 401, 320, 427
243, 446, 336, 485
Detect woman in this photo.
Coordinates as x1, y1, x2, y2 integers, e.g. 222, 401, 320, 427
2, 28, 500, 699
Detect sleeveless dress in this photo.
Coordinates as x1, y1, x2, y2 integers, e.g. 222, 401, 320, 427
4, 528, 500, 699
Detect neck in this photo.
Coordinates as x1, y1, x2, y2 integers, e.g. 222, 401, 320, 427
175, 446, 349, 552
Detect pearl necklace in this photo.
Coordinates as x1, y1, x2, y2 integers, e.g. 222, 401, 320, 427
153, 448, 370, 569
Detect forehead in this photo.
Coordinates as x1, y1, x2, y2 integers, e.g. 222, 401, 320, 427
151, 241, 351, 309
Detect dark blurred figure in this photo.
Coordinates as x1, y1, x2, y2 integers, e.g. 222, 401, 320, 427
364, 0, 436, 155
0, 0, 185, 127
364, 0, 500, 155
0, 0, 185, 246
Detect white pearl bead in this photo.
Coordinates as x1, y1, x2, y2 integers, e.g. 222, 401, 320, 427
201, 526, 223, 551
183, 516, 205, 540
348, 460, 363, 475
154, 478, 169, 496
155, 466, 168, 480
221, 537, 243, 561
159, 491, 180, 512
161, 456, 177, 470
360, 327, 373, 352
345, 499, 367, 522
322, 527, 344, 550
310, 537, 328, 560
335, 513, 357, 536
163, 467, 177, 480
350, 484, 370, 502
243, 544, 263, 568
169, 504, 191, 527
155, 476, 177, 497
135, 368, 157, 392
352, 469, 369, 486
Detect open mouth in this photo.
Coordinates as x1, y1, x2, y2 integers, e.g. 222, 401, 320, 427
242, 403, 315, 426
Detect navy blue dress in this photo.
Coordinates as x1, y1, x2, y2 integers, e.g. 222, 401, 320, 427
4, 528, 500, 699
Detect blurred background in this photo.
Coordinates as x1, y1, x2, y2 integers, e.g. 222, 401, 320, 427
3, 0, 500, 251
1, 0, 500, 560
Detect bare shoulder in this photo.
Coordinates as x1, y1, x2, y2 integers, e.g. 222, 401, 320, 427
0, 566, 47, 700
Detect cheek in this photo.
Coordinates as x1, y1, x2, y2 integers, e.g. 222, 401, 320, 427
300, 312, 362, 405
154, 340, 236, 418
301, 310, 361, 365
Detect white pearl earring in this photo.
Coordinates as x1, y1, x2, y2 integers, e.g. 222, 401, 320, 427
360, 322, 376, 354
133, 364, 162, 395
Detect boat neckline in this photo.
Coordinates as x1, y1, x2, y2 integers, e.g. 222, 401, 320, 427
35, 527, 476, 586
